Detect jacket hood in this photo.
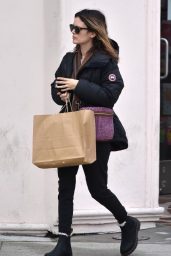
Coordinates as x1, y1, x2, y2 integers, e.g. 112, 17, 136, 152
109, 38, 119, 54
85, 38, 119, 68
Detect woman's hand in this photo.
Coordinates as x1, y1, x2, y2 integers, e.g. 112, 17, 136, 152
56, 77, 79, 92
57, 92, 69, 102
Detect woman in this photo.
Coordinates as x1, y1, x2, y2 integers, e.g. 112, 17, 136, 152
46, 9, 140, 256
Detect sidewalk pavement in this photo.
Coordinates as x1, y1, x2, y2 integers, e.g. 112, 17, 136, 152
0, 223, 171, 256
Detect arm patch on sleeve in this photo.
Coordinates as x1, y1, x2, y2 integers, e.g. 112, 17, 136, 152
108, 74, 116, 81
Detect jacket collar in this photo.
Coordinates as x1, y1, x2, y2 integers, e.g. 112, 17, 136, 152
64, 50, 112, 78
69, 50, 112, 69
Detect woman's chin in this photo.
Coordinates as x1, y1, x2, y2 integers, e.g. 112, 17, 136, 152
72, 39, 79, 44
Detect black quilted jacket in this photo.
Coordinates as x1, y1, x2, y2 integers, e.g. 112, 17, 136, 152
51, 49, 128, 151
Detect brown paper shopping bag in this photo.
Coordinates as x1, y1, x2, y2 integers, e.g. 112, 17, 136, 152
32, 110, 96, 168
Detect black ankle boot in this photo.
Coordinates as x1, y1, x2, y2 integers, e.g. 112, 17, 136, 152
44, 234, 72, 256
120, 216, 140, 256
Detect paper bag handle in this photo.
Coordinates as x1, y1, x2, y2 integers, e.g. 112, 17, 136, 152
60, 97, 73, 112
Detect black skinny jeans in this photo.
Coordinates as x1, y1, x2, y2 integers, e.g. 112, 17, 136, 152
58, 142, 127, 234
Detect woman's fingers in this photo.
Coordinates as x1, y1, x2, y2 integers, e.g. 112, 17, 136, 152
56, 77, 78, 91
56, 77, 68, 85
60, 92, 67, 97
56, 84, 67, 88
57, 77, 67, 80
56, 80, 66, 84
60, 92, 69, 102
56, 77, 68, 91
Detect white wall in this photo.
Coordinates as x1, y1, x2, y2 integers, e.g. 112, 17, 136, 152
0, 0, 58, 229
0, 0, 163, 234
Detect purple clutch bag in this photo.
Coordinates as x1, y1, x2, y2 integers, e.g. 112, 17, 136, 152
80, 107, 114, 141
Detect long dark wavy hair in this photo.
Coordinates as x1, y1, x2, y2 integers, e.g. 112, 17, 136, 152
74, 9, 118, 62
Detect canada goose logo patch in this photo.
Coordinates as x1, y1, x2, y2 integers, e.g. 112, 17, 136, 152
108, 74, 116, 81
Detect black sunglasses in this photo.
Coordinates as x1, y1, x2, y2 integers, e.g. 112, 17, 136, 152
69, 24, 88, 34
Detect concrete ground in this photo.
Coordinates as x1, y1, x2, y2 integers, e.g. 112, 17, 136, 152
0, 223, 171, 256
0, 195, 171, 256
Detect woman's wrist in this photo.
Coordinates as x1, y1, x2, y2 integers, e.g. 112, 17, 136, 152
74, 80, 79, 90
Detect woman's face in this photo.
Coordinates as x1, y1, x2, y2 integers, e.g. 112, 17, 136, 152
71, 17, 95, 46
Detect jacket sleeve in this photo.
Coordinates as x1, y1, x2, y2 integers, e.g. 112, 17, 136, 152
74, 60, 124, 108
51, 54, 68, 106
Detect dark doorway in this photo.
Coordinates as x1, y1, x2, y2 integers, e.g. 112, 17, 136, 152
160, 0, 171, 194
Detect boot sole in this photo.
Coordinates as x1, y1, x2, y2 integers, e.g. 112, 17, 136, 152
44, 252, 72, 256
121, 219, 141, 256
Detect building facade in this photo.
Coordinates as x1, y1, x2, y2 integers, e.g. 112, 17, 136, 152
0, 0, 164, 235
